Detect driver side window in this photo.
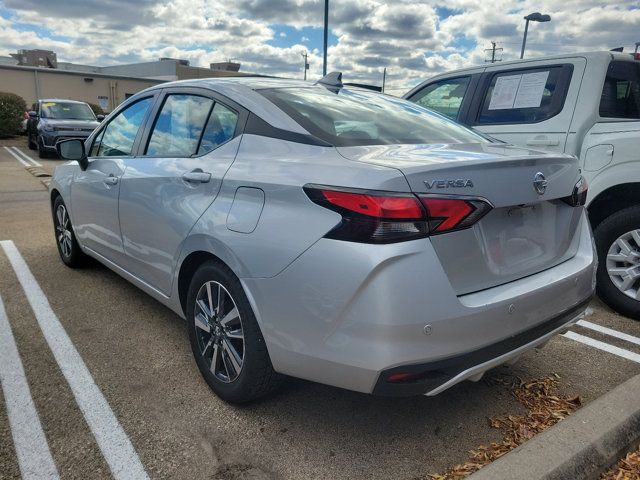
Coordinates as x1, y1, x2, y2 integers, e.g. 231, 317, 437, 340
91, 97, 153, 157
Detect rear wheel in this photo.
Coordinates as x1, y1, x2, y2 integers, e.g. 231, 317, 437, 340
186, 261, 282, 403
53, 196, 86, 268
594, 206, 640, 320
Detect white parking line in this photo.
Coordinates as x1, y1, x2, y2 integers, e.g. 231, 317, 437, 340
0, 293, 59, 479
11, 146, 43, 167
0, 240, 149, 480
563, 331, 640, 363
576, 319, 640, 347
3, 146, 30, 167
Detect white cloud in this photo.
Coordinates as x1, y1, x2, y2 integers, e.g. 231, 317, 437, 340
0, 0, 638, 94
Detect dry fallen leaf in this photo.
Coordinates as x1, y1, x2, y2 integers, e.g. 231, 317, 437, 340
427, 375, 581, 480
600, 446, 640, 480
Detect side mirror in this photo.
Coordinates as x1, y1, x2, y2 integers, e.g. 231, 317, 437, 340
57, 139, 88, 170
28, 111, 38, 118
96, 114, 105, 122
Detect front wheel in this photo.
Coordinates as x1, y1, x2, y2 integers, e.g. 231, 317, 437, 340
52, 196, 86, 268
38, 137, 48, 159
186, 261, 282, 403
594, 206, 640, 320
27, 133, 37, 150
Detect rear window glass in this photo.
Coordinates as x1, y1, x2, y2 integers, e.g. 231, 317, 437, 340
600, 61, 640, 119
477, 66, 567, 124
260, 87, 487, 147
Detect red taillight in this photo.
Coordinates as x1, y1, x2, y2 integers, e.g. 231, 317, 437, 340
320, 190, 424, 219
562, 176, 588, 207
304, 185, 493, 243
634, 53, 640, 61
420, 196, 492, 234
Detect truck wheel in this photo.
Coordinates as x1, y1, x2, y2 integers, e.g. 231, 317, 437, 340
594, 206, 640, 320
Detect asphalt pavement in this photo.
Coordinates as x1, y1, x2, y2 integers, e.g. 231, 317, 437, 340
1, 138, 640, 480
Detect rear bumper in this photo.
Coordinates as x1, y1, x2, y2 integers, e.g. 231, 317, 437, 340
242, 211, 596, 396
373, 297, 590, 396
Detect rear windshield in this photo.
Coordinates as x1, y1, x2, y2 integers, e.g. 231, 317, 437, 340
259, 87, 487, 147
600, 61, 640, 119
41, 102, 96, 121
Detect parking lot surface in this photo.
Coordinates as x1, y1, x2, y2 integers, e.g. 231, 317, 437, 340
1, 139, 640, 480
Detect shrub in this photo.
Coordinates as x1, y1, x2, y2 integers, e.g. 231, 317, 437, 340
0, 92, 27, 138
86, 102, 105, 117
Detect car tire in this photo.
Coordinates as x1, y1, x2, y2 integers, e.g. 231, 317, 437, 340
38, 137, 48, 159
52, 196, 86, 268
186, 261, 282, 403
27, 133, 37, 150
594, 205, 640, 320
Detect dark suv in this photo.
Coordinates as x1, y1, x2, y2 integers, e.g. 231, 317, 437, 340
27, 99, 102, 158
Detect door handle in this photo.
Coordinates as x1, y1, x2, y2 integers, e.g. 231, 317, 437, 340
182, 170, 211, 184
103, 175, 118, 186
526, 136, 559, 147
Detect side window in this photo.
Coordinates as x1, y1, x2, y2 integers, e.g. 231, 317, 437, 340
477, 66, 567, 124
600, 61, 640, 119
95, 98, 153, 157
146, 94, 213, 157
198, 103, 239, 155
411, 77, 470, 120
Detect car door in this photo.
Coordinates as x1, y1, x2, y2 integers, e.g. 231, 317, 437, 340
70, 96, 156, 264
469, 59, 586, 153
118, 87, 245, 295
405, 72, 482, 123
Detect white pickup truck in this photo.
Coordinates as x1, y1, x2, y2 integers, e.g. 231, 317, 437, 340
405, 51, 640, 319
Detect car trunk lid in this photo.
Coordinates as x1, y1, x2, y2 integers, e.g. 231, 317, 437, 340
337, 142, 584, 294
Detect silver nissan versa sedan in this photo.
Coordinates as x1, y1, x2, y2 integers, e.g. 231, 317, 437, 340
50, 74, 596, 403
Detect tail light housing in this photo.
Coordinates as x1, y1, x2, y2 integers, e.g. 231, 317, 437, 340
562, 176, 588, 207
304, 185, 493, 244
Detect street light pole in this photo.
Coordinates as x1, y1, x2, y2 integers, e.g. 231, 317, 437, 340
520, 12, 551, 59
520, 20, 530, 59
323, 0, 329, 76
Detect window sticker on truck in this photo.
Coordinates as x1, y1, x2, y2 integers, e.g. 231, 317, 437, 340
489, 71, 550, 110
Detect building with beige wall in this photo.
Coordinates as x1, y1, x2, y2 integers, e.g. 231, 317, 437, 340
0, 53, 262, 113
0, 64, 163, 112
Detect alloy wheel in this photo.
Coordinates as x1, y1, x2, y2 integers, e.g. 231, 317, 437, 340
194, 281, 245, 383
55, 204, 73, 258
606, 229, 640, 301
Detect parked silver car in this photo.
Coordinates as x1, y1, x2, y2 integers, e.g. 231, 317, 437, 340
50, 75, 596, 403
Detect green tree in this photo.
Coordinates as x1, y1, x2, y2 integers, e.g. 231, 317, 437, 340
0, 92, 27, 138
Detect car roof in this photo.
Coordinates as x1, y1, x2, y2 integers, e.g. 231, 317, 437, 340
137, 77, 342, 135
428, 51, 632, 77
39, 98, 90, 104
146, 76, 310, 92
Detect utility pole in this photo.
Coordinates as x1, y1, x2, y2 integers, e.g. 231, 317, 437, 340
323, 0, 329, 75
301, 51, 309, 80
484, 41, 503, 63
382, 67, 386, 93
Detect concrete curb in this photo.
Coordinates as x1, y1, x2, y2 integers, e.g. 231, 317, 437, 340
469, 373, 640, 480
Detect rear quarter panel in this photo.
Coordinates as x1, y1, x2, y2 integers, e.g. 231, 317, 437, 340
177, 135, 411, 280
